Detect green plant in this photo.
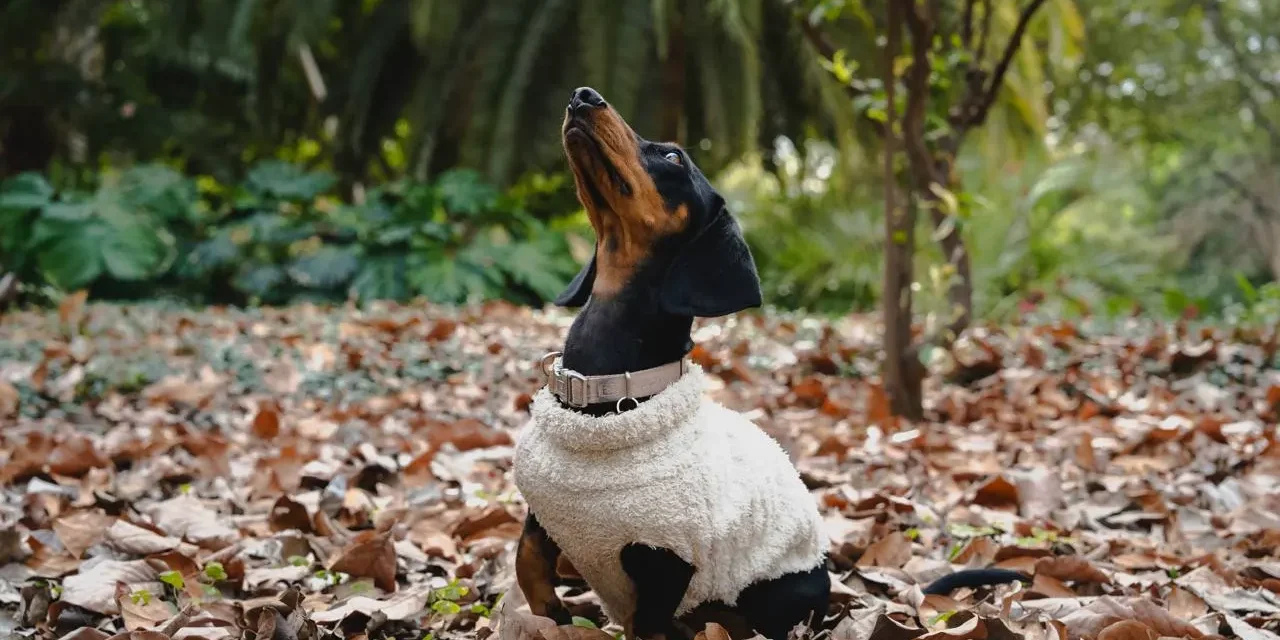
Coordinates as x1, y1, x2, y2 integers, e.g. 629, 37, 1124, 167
2, 161, 587, 307
0, 168, 186, 291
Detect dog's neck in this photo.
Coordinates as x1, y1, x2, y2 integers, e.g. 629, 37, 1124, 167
560, 262, 694, 415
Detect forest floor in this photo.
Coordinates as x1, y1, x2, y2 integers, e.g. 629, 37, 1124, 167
2, 300, 1280, 640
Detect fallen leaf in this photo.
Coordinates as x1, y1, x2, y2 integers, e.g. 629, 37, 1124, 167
1035, 556, 1111, 584
973, 476, 1020, 509
116, 582, 177, 631
327, 530, 397, 592
252, 401, 282, 439
105, 520, 181, 555
149, 496, 238, 549
1223, 615, 1280, 640
54, 510, 115, 558
1095, 621, 1158, 640
57, 629, 111, 640
857, 532, 912, 569
268, 496, 313, 533
1060, 597, 1203, 640
0, 380, 18, 417
538, 626, 614, 640
61, 559, 161, 614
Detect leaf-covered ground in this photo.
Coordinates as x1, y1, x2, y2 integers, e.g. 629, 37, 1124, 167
3, 300, 1280, 640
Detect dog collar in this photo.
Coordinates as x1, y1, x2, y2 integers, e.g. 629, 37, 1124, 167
538, 352, 688, 411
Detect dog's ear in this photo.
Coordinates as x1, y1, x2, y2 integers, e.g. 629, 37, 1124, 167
553, 254, 596, 307
659, 206, 762, 317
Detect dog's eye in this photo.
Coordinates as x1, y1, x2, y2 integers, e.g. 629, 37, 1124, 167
664, 151, 682, 165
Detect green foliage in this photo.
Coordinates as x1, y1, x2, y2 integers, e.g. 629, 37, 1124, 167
1, 162, 586, 307
159, 571, 185, 590
203, 562, 228, 582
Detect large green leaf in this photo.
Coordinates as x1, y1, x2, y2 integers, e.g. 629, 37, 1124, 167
0, 173, 54, 211
118, 164, 198, 221
32, 218, 104, 290
351, 255, 409, 302
288, 245, 360, 289
436, 169, 498, 217
246, 160, 337, 201
102, 217, 174, 281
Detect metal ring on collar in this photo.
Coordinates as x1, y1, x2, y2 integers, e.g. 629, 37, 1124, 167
615, 396, 639, 413
539, 351, 561, 383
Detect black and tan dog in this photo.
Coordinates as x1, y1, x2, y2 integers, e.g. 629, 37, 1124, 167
510, 87, 1028, 640
510, 87, 830, 640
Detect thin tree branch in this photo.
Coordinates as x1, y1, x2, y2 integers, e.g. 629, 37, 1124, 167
961, 0, 976, 50
794, 15, 869, 99
1202, 0, 1280, 152
976, 0, 993, 62
967, 0, 1050, 129
1203, 0, 1280, 100
1211, 166, 1280, 221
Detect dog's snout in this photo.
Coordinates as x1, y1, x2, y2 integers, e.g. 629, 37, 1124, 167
569, 87, 605, 115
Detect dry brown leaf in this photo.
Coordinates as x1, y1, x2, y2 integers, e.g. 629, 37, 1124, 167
54, 510, 115, 558
866, 614, 926, 640
538, 626, 614, 640
106, 632, 171, 640
973, 476, 1020, 509
253, 400, 282, 439
149, 496, 238, 549
309, 585, 431, 622
496, 610, 558, 640
857, 531, 912, 569
1015, 467, 1062, 519
115, 582, 178, 631
1059, 597, 1203, 640
1167, 585, 1208, 620
0, 380, 18, 417
327, 529, 397, 592
1095, 621, 1158, 640
105, 519, 181, 555
918, 617, 986, 640
1223, 615, 1280, 640
58, 290, 89, 329
1030, 573, 1077, 598
693, 623, 734, 640
268, 496, 313, 533
60, 559, 161, 614
58, 628, 111, 640
48, 433, 110, 477
1035, 556, 1111, 584
952, 537, 1000, 566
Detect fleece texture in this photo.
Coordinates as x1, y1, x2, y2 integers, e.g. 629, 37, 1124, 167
512, 365, 826, 629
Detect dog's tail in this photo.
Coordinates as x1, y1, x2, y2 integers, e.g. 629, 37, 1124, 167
920, 568, 1031, 595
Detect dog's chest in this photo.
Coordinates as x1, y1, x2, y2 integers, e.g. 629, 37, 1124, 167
513, 400, 826, 623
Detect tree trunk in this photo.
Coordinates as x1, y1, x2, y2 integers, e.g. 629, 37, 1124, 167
922, 177, 974, 338
658, 2, 687, 144
881, 0, 925, 421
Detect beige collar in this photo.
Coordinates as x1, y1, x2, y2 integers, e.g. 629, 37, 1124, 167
539, 352, 689, 411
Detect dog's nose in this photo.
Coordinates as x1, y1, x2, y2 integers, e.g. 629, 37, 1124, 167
569, 86, 605, 115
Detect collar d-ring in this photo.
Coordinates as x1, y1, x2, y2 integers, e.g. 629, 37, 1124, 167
615, 396, 639, 413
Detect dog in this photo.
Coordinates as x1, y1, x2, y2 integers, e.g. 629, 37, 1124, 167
509, 87, 830, 640
509, 87, 1031, 640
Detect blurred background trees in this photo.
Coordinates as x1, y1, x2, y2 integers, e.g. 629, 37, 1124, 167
2, 0, 1279, 327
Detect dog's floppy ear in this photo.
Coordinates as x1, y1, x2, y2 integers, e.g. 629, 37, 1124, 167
659, 206, 762, 317
553, 253, 596, 307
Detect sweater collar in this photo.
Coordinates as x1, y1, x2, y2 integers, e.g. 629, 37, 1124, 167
530, 364, 707, 452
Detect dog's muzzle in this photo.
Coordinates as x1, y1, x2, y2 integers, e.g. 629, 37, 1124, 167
539, 352, 688, 411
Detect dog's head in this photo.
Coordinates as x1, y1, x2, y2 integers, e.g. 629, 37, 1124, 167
554, 86, 761, 318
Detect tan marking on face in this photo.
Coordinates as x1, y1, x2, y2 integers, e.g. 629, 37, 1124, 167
563, 107, 690, 296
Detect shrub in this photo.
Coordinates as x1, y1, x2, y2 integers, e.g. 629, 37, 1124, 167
0, 162, 589, 306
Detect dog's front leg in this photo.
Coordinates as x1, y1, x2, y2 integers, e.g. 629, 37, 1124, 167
516, 513, 572, 624
620, 544, 696, 640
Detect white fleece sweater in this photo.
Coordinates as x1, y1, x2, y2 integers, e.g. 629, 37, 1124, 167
512, 365, 826, 628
